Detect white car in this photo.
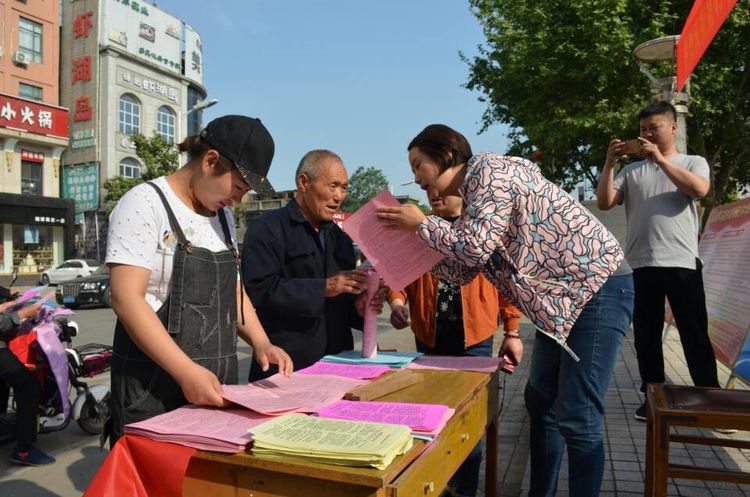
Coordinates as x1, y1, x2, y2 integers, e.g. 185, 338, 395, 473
40, 259, 101, 285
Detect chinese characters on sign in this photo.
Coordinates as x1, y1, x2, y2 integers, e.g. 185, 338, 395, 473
0, 93, 68, 137
137, 47, 180, 71
74, 96, 93, 122
115, 0, 150, 16
21, 150, 45, 163
120, 69, 179, 102
34, 216, 66, 225
74, 11, 94, 38
71, 129, 96, 150
70, 9, 95, 126
72, 56, 92, 84
63, 163, 99, 213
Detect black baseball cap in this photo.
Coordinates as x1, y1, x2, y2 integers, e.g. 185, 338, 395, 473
200, 115, 276, 196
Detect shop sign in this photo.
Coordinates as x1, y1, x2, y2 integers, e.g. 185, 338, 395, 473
0, 93, 69, 138
71, 129, 96, 150
119, 69, 179, 102
137, 47, 181, 71
21, 150, 45, 163
34, 216, 66, 225
63, 163, 99, 213
102, 0, 181, 73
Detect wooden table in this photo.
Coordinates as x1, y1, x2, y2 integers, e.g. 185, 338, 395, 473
184, 368, 500, 497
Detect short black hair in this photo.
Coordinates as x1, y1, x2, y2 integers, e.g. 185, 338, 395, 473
408, 124, 473, 173
638, 100, 677, 121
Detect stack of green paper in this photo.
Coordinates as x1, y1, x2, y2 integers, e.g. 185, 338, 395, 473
249, 413, 413, 470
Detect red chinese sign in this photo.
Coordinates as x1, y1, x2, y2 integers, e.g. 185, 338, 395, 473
21, 150, 45, 163
74, 11, 94, 38
676, 0, 739, 92
0, 93, 69, 138
72, 56, 92, 84
74, 96, 93, 122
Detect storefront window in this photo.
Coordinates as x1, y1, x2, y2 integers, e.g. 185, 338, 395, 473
12, 225, 53, 273
21, 161, 43, 195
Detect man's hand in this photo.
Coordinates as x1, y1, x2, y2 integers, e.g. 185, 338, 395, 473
390, 304, 410, 329
354, 278, 387, 317
325, 270, 368, 298
605, 139, 628, 167
638, 137, 665, 164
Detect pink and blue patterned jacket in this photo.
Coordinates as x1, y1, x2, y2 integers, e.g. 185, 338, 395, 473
417, 152, 624, 357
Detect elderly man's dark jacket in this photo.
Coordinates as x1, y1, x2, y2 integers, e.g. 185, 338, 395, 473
241, 199, 362, 381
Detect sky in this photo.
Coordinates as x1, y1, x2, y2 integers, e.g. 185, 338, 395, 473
153, 0, 511, 199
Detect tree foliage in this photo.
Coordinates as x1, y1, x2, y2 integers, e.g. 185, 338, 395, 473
103, 133, 180, 211
465, 0, 750, 214
341, 166, 390, 212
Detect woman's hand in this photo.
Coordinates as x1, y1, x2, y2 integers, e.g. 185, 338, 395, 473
376, 205, 426, 231
175, 363, 228, 407
499, 332, 524, 366
253, 341, 294, 377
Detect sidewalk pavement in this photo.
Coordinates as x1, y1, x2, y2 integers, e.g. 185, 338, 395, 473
1, 312, 750, 496
491, 319, 750, 497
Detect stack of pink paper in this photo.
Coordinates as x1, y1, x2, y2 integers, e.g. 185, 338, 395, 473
124, 405, 271, 453
296, 361, 390, 380
316, 400, 454, 438
222, 374, 367, 415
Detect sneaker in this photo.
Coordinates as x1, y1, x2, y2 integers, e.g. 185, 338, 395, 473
10, 447, 56, 466
634, 402, 647, 422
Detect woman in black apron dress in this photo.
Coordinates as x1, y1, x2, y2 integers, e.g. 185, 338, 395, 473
106, 116, 292, 444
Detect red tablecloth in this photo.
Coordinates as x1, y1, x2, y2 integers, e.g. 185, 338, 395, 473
84, 435, 195, 497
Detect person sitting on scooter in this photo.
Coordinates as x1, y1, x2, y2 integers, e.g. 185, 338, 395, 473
0, 298, 56, 466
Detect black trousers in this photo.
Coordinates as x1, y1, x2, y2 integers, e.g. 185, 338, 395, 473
0, 347, 39, 450
632, 261, 719, 393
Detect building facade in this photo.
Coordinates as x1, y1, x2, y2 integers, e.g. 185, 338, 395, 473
60, 0, 207, 259
0, 1, 73, 276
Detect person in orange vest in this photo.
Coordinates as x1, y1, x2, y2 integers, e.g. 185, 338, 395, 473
387, 191, 522, 497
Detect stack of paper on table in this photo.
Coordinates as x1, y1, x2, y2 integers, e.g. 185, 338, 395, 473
222, 373, 366, 415
316, 400, 454, 438
321, 350, 422, 368
406, 355, 503, 373
297, 361, 391, 380
124, 405, 271, 453
250, 413, 413, 470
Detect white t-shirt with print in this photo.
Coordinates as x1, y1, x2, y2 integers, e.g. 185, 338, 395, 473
105, 176, 238, 311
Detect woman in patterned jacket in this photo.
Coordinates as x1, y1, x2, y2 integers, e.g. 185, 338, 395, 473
378, 124, 634, 497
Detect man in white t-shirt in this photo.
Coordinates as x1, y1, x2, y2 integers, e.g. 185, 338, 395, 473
597, 101, 719, 421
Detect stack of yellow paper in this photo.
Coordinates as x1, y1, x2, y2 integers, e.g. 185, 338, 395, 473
249, 413, 413, 470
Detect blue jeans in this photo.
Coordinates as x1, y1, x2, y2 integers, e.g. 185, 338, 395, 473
524, 275, 634, 497
417, 333, 493, 497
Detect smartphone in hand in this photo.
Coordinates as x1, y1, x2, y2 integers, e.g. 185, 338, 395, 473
621, 139, 641, 156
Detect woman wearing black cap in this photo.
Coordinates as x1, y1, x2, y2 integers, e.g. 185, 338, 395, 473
105, 115, 292, 444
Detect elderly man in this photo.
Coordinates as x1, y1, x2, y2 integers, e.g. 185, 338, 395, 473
242, 149, 381, 381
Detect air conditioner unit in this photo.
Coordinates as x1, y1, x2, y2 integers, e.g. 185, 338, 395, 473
12, 51, 30, 66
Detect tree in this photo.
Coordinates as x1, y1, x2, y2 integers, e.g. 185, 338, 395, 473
103, 133, 180, 211
341, 166, 390, 212
465, 0, 750, 217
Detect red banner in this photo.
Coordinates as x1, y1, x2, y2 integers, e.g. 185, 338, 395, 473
676, 0, 739, 92
0, 92, 69, 139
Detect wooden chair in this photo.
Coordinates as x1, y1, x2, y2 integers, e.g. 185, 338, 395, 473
645, 383, 750, 496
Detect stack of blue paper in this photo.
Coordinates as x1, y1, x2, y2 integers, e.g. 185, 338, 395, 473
320, 350, 422, 368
